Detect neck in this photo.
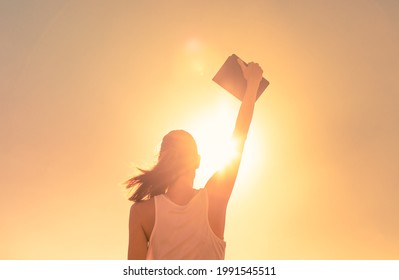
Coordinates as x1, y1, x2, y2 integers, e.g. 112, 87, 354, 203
166, 170, 197, 204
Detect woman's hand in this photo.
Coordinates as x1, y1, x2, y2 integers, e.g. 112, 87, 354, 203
237, 59, 263, 84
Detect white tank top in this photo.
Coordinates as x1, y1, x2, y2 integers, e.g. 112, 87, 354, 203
146, 188, 226, 260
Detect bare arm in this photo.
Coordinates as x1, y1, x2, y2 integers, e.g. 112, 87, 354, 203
206, 59, 263, 201
205, 59, 263, 238
233, 60, 263, 147
127, 204, 148, 260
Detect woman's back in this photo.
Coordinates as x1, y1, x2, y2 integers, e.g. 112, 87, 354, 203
146, 188, 225, 260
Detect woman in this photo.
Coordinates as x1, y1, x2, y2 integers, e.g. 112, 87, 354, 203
126, 58, 263, 259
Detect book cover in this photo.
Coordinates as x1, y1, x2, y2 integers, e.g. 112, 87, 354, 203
212, 54, 269, 101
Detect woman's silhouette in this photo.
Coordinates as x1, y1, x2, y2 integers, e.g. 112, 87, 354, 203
126, 59, 263, 259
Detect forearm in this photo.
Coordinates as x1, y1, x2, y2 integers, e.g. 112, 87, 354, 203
233, 81, 260, 143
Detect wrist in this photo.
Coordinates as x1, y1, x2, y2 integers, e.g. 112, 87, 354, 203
246, 78, 261, 88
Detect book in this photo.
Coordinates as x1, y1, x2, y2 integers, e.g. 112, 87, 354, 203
212, 54, 269, 101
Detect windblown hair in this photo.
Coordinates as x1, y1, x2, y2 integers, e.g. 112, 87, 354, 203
126, 130, 199, 202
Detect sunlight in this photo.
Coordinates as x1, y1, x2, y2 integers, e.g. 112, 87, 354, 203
197, 129, 240, 173
182, 95, 263, 190
184, 37, 206, 76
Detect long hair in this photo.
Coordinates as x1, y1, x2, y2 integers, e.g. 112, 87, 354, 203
126, 130, 199, 202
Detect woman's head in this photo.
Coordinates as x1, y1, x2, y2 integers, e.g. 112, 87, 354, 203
126, 130, 200, 202
159, 130, 200, 170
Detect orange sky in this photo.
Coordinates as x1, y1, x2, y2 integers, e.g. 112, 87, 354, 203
1, 0, 399, 259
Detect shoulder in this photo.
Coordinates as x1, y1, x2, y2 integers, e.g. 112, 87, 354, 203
129, 198, 155, 240
128, 199, 156, 259
130, 198, 155, 218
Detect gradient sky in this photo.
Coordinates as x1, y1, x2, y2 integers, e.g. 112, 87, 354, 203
1, 0, 398, 259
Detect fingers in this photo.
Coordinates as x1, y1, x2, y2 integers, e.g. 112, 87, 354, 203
237, 59, 262, 72
237, 58, 263, 80
248, 62, 263, 75
237, 58, 246, 72
248, 62, 262, 69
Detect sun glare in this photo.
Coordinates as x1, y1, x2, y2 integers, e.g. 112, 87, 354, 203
198, 132, 240, 173
182, 96, 262, 189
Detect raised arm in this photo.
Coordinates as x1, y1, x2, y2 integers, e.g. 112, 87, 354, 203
205, 59, 263, 239
232, 60, 263, 150
206, 59, 263, 197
